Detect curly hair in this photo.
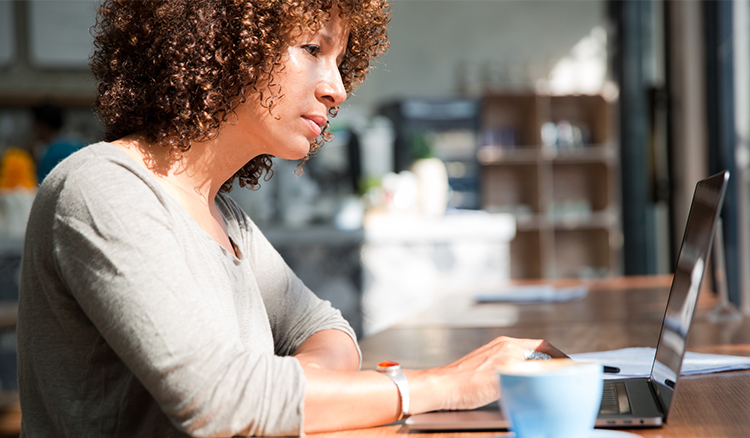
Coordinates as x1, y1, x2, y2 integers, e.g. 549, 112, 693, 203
90, 0, 390, 192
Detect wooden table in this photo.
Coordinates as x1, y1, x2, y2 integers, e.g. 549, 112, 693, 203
313, 275, 750, 438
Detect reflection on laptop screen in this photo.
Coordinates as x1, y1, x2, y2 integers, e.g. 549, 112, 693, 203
649, 171, 728, 415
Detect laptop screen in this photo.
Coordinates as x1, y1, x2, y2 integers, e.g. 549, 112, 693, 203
649, 171, 729, 416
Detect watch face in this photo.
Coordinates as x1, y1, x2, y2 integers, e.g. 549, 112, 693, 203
377, 360, 400, 371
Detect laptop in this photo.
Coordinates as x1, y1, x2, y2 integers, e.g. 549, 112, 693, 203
405, 170, 730, 431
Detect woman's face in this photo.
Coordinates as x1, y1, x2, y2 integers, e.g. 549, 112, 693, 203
230, 7, 349, 162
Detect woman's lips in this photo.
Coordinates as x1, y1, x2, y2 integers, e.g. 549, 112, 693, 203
303, 115, 326, 137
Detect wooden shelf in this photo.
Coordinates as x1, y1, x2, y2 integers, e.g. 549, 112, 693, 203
500, 211, 619, 232
510, 229, 544, 279
481, 162, 541, 214
548, 211, 620, 230
553, 228, 615, 278
478, 144, 618, 165
480, 92, 621, 279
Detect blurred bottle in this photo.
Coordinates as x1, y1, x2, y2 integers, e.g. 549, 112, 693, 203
0, 147, 37, 189
412, 157, 449, 217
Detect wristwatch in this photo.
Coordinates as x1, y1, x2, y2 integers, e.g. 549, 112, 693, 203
377, 360, 410, 420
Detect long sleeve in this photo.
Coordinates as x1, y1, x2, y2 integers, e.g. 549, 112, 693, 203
17, 143, 354, 437
216, 195, 361, 364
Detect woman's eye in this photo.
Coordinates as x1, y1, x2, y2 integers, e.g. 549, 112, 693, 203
302, 45, 321, 57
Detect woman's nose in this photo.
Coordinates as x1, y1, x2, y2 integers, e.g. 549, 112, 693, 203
317, 64, 347, 107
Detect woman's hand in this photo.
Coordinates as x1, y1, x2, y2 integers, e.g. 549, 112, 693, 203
301, 335, 564, 433
409, 336, 566, 414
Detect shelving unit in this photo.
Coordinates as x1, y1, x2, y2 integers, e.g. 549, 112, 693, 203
479, 92, 622, 279
379, 98, 482, 209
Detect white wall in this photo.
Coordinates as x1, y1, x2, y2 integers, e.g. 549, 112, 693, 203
347, 0, 607, 114
28, 0, 98, 68
0, 0, 607, 115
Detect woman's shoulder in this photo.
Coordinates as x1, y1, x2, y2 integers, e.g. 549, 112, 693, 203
36, 141, 171, 216
43, 141, 142, 187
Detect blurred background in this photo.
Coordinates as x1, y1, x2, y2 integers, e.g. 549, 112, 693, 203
0, 0, 748, 355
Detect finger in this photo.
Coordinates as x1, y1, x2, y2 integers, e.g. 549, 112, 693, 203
463, 338, 531, 369
491, 340, 541, 364
481, 337, 555, 362
526, 339, 568, 358
508, 338, 567, 359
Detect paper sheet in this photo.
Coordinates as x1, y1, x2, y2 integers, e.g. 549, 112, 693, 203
570, 347, 750, 379
475, 285, 588, 303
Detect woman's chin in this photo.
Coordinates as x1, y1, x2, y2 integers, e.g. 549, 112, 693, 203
275, 144, 312, 161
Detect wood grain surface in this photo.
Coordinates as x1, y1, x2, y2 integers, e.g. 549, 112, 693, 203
327, 275, 750, 438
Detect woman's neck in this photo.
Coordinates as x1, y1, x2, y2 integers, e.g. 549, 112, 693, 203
112, 133, 241, 205
111, 134, 245, 257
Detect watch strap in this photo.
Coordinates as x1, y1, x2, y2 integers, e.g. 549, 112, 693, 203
377, 361, 410, 420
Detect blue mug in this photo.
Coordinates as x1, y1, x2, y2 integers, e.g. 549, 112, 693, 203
498, 359, 603, 438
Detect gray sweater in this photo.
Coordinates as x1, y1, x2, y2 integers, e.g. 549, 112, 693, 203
17, 142, 359, 437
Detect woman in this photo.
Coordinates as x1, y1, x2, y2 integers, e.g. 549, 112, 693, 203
17, 1, 563, 437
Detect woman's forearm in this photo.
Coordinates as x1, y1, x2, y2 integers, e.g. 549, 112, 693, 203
301, 335, 565, 434
296, 329, 448, 433
302, 367, 446, 433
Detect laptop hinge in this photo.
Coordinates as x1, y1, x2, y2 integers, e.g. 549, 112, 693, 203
647, 380, 670, 418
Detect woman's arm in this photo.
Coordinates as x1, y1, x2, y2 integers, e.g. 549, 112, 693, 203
223, 197, 363, 366
301, 336, 565, 434
292, 329, 360, 371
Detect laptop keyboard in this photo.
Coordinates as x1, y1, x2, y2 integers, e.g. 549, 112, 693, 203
599, 381, 632, 415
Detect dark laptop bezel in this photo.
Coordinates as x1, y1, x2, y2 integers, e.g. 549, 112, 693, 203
646, 170, 729, 422
404, 171, 730, 432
